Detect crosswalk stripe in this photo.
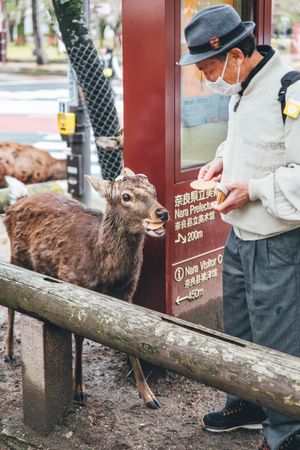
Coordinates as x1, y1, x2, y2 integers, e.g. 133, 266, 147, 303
33, 141, 69, 152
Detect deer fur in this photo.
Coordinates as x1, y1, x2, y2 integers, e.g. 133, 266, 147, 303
96, 128, 124, 152
3, 168, 168, 409
0, 142, 67, 188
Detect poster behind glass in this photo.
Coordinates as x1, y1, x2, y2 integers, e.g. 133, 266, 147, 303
181, 0, 236, 170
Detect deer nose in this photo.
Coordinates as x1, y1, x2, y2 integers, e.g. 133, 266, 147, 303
156, 209, 169, 222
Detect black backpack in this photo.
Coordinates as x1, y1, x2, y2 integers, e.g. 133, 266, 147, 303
278, 71, 300, 124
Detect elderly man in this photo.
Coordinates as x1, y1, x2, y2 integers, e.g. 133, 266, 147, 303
179, 4, 300, 450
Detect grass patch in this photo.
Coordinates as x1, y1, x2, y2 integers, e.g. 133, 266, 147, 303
0, 373, 6, 382
7, 42, 67, 63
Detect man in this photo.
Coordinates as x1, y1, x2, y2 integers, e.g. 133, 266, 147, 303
179, 5, 300, 450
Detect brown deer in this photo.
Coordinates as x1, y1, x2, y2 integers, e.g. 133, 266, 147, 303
3, 168, 168, 409
0, 142, 67, 188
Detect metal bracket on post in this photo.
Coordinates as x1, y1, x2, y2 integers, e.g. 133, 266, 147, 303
68, 102, 90, 202
67, 153, 84, 197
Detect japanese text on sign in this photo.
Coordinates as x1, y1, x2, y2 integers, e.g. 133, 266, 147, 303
174, 189, 216, 242
173, 252, 223, 305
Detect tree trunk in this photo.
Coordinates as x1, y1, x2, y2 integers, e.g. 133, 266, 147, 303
0, 0, 7, 62
32, 0, 47, 65
51, 0, 122, 180
15, 0, 26, 45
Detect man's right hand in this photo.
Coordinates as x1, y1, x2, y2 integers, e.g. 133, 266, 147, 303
198, 157, 223, 181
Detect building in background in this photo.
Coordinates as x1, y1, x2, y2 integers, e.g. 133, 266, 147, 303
272, 0, 300, 69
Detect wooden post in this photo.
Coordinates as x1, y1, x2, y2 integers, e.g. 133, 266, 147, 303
21, 316, 73, 433
1, 262, 300, 419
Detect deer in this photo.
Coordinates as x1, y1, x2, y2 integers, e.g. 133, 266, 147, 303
3, 168, 169, 409
0, 142, 67, 188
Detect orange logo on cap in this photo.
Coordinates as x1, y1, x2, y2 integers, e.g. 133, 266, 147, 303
209, 36, 221, 50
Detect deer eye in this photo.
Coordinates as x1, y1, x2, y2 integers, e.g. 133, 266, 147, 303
122, 193, 132, 202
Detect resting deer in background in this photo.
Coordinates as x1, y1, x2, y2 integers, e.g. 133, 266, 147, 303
0, 142, 67, 188
3, 168, 168, 409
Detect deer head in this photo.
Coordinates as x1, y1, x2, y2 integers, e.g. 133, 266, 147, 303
85, 168, 169, 237
95, 128, 124, 152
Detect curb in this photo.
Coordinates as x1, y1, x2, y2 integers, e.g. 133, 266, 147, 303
0, 63, 68, 77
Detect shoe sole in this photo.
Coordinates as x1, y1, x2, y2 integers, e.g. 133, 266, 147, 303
199, 419, 263, 433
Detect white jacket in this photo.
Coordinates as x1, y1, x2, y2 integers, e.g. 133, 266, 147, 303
217, 49, 300, 240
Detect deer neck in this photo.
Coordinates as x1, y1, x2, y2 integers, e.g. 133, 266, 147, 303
97, 207, 145, 265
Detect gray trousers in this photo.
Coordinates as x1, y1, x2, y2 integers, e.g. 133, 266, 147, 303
223, 228, 300, 450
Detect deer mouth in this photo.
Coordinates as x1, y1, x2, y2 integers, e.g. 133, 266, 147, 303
143, 220, 166, 237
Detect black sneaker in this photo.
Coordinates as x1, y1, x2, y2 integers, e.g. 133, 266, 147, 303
258, 433, 300, 450
201, 400, 267, 433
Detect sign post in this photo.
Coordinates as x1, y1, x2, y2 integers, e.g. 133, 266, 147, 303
123, 0, 270, 329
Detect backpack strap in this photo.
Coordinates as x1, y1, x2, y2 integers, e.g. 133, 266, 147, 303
278, 71, 300, 124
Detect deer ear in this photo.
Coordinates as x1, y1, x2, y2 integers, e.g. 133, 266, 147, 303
85, 175, 112, 198
121, 167, 135, 177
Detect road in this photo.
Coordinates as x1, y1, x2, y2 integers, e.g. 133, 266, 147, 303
0, 72, 123, 261
0, 72, 123, 178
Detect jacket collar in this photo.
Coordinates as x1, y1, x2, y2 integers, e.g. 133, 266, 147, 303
241, 45, 275, 93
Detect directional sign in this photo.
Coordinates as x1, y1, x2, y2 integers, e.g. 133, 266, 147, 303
176, 295, 191, 305
175, 233, 187, 244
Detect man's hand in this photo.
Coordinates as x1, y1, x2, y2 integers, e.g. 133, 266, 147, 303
213, 181, 249, 214
198, 157, 223, 181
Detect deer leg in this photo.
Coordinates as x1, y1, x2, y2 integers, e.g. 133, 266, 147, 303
128, 355, 160, 409
4, 308, 15, 362
74, 334, 86, 405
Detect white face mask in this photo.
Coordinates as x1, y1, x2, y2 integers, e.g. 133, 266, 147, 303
206, 53, 242, 96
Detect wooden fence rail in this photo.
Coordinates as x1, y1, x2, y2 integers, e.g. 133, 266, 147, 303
1, 261, 300, 428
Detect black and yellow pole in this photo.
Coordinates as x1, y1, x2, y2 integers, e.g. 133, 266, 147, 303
56, 1, 91, 205
67, 0, 91, 204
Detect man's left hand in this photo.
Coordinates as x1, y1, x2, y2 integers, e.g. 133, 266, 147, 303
212, 181, 249, 214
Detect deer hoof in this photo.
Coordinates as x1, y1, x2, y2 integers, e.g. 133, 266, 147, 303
145, 398, 161, 409
74, 391, 86, 406
4, 354, 15, 363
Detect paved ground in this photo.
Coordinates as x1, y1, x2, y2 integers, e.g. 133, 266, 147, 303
0, 72, 123, 180
0, 305, 263, 450
0, 71, 122, 213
